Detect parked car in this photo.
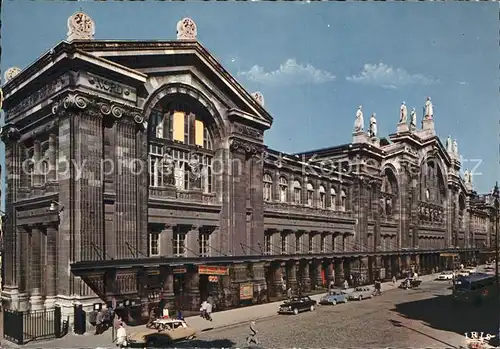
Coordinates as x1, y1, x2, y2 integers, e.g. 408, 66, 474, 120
319, 290, 348, 305
399, 278, 422, 289
278, 296, 317, 315
457, 270, 470, 277
347, 287, 373, 301
128, 318, 196, 347
437, 271, 455, 280
465, 267, 477, 274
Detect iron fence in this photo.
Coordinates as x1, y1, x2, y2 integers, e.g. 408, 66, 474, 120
3, 305, 63, 345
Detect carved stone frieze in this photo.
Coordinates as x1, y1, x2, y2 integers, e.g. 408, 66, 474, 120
233, 124, 264, 141
229, 137, 263, 155
51, 93, 145, 126
5, 74, 70, 119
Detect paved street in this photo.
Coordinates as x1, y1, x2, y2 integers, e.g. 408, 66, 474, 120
192, 279, 466, 349
8, 271, 493, 349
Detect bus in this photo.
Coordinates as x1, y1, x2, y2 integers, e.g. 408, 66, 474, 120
452, 273, 496, 304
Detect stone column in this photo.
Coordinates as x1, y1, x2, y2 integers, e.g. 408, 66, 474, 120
159, 225, 174, 257
300, 261, 311, 293
185, 226, 200, 257
44, 225, 58, 308
271, 263, 284, 297
47, 133, 57, 182
287, 261, 297, 291
383, 257, 390, 279
29, 227, 43, 310
185, 269, 200, 311
315, 260, 323, 288
415, 254, 421, 273
335, 259, 344, 286
160, 266, 175, 311
391, 256, 399, 278
327, 260, 335, 285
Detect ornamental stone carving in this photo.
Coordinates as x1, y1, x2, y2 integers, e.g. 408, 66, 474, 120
252, 92, 265, 107
235, 124, 263, 140
0, 125, 21, 143
67, 12, 95, 41
4, 67, 22, 82
176, 18, 197, 40
52, 93, 144, 125
229, 138, 261, 155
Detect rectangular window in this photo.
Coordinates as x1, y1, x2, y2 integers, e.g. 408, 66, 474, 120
307, 191, 313, 206
264, 183, 272, 201
281, 235, 287, 254
199, 232, 210, 257
294, 188, 301, 204
309, 235, 314, 253
149, 145, 164, 188
202, 156, 213, 194
173, 231, 186, 257
264, 234, 271, 254
195, 119, 204, 147
295, 235, 301, 253
320, 235, 325, 252
320, 192, 326, 209
173, 111, 185, 142
149, 232, 160, 256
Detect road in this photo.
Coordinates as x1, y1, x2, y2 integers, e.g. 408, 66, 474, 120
188, 280, 466, 349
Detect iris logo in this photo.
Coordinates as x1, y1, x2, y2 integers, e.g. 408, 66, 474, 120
464, 332, 496, 349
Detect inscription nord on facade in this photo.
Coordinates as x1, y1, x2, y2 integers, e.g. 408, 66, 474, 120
88, 75, 130, 97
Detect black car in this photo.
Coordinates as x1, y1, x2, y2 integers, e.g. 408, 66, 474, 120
278, 296, 317, 315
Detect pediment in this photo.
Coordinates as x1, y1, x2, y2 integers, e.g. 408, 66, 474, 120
72, 40, 273, 129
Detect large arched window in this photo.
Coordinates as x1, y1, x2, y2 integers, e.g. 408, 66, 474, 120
293, 180, 302, 204
278, 177, 288, 202
319, 185, 326, 209
306, 182, 314, 206
148, 100, 214, 193
263, 174, 273, 202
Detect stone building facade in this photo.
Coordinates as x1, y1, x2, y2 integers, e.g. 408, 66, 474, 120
0, 15, 491, 320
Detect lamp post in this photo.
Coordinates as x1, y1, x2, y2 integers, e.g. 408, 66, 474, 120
492, 182, 499, 342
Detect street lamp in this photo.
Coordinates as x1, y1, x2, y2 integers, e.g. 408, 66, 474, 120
492, 182, 499, 342
49, 200, 64, 212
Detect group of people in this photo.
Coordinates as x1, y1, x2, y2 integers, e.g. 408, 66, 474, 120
90, 304, 128, 347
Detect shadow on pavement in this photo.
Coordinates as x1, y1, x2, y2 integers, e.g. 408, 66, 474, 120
163, 339, 236, 348
392, 294, 497, 337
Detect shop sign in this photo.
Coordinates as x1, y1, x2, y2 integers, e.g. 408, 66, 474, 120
240, 283, 253, 300
208, 276, 219, 283
440, 253, 458, 257
198, 265, 229, 276
173, 267, 187, 274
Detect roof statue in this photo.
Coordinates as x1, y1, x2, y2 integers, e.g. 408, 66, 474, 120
4, 67, 22, 82
369, 113, 377, 138
252, 92, 264, 107
177, 18, 197, 40
464, 169, 470, 184
354, 105, 364, 132
452, 139, 458, 155
410, 108, 417, 129
446, 135, 452, 152
399, 101, 407, 124
424, 96, 433, 120
67, 12, 95, 42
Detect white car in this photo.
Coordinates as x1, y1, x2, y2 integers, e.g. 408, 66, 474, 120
465, 267, 477, 274
437, 271, 454, 280
456, 270, 470, 277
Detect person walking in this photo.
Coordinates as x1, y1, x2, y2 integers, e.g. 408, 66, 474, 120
329, 280, 335, 291
287, 287, 292, 300
246, 321, 260, 345
114, 322, 128, 348
392, 275, 396, 285
343, 279, 349, 291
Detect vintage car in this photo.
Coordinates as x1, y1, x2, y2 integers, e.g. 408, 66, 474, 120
128, 318, 196, 347
399, 278, 422, 289
347, 287, 373, 301
278, 296, 317, 315
319, 290, 348, 305
437, 271, 455, 280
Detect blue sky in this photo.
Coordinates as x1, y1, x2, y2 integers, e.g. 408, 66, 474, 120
2, 1, 499, 193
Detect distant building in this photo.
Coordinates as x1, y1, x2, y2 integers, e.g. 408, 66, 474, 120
0, 13, 491, 323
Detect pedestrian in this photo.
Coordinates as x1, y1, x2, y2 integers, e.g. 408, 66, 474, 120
114, 322, 128, 348
162, 303, 169, 319
392, 275, 396, 285
287, 287, 292, 299
329, 280, 335, 291
95, 307, 106, 335
343, 279, 349, 290
246, 321, 260, 345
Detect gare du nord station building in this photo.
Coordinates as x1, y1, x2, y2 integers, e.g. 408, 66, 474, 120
0, 14, 492, 319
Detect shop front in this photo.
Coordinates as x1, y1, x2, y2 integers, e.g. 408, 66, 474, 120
198, 265, 229, 311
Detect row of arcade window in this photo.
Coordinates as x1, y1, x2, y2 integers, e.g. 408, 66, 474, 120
263, 175, 347, 210
149, 229, 211, 257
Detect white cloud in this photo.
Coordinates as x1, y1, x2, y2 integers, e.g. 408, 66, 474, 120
346, 63, 438, 89
238, 59, 336, 86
